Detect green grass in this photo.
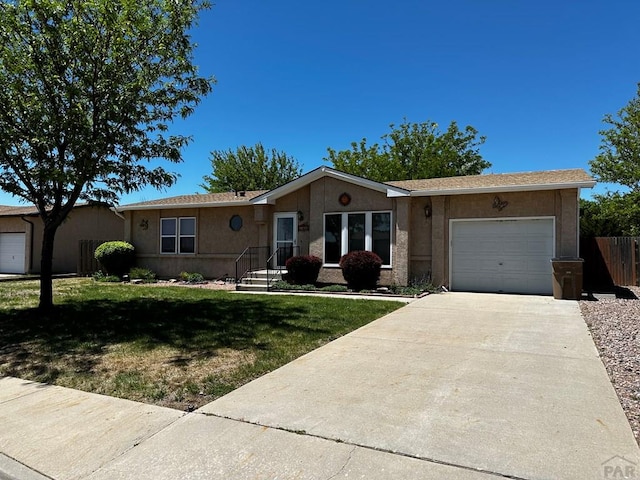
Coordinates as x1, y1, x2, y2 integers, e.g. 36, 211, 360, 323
0, 278, 402, 410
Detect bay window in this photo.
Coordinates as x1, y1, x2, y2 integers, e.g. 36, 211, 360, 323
323, 212, 392, 266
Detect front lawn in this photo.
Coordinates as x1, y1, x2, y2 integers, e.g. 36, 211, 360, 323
0, 279, 402, 410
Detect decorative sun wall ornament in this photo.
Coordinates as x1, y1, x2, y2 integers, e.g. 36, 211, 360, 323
339, 192, 351, 206
492, 196, 508, 211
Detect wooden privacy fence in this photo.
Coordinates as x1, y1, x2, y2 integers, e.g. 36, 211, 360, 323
78, 239, 113, 276
580, 237, 640, 289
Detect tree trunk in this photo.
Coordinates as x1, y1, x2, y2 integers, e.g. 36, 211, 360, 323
38, 224, 58, 312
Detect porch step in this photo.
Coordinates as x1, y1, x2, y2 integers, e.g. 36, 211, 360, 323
236, 270, 286, 292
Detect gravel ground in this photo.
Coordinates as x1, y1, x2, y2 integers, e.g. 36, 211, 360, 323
580, 286, 640, 445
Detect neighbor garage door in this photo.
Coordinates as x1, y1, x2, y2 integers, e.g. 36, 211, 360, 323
0, 233, 26, 274
450, 218, 554, 295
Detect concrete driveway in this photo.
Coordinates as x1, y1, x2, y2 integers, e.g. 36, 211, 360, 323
2, 293, 639, 479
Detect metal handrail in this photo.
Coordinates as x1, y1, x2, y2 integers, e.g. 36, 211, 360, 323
266, 245, 300, 291
235, 246, 270, 283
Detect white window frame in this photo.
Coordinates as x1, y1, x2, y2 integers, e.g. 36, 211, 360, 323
160, 216, 196, 254
323, 211, 393, 267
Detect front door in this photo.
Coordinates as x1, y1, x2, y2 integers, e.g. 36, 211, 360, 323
273, 213, 297, 268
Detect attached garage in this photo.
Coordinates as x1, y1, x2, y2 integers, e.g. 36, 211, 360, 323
0, 232, 26, 274
450, 218, 555, 295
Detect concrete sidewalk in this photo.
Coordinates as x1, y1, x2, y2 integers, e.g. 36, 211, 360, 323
1, 293, 639, 479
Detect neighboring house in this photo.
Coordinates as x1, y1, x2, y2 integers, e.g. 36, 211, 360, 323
116, 166, 595, 295
0, 204, 124, 274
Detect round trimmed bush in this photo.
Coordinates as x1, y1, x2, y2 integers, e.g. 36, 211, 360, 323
339, 250, 382, 291
94, 241, 135, 278
285, 255, 322, 285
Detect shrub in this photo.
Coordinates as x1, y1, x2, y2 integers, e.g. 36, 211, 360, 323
129, 267, 157, 283
319, 284, 348, 292
92, 270, 121, 283
285, 255, 322, 285
271, 280, 316, 291
339, 250, 382, 291
94, 241, 135, 278
179, 271, 205, 283
389, 276, 438, 296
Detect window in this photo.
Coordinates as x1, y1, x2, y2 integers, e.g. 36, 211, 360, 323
323, 212, 392, 266
161, 217, 196, 254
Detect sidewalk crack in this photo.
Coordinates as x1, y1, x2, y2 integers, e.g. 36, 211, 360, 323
326, 446, 356, 480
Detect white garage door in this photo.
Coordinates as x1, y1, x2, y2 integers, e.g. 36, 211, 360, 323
450, 218, 554, 295
0, 233, 26, 274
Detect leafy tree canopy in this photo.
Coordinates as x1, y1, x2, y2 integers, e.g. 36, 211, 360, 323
325, 119, 490, 182
588, 83, 640, 237
0, 0, 214, 309
589, 83, 640, 191
201, 143, 302, 193
580, 195, 640, 237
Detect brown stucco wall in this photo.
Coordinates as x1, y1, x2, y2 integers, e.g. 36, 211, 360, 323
307, 177, 399, 285
29, 206, 124, 273
127, 205, 262, 279
422, 188, 580, 287
120, 182, 581, 289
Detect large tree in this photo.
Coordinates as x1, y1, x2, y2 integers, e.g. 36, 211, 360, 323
325, 119, 490, 182
201, 143, 302, 193
0, 0, 214, 311
589, 83, 640, 236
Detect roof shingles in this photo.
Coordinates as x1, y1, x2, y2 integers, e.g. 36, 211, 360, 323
113, 168, 594, 210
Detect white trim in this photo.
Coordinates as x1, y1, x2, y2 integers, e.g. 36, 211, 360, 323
410, 181, 596, 197
448, 216, 556, 292
252, 166, 410, 205
160, 217, 177, 254
322, 210, 393, 267
273, 212, 298, 267
160, 216, 196, 255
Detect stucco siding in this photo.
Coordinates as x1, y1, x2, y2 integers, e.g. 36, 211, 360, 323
30, 206, 123, 273
427, 188, 580, 288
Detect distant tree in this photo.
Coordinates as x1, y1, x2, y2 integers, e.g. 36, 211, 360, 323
0, 0, 215, 311
588, 83, 640, 236
580, 197, 630, 237
325, 120, 490, 182
201, 143, 302, 193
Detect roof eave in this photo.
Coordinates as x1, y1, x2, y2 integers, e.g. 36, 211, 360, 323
409, 181, 596, 197
115, 200, 254, 212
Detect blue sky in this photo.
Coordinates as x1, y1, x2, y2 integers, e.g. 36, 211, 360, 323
2, 0, 639, 205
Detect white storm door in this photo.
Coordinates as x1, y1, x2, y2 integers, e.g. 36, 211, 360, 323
273, 213, 297, 268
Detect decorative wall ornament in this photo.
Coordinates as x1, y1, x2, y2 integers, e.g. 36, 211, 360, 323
339, 192, 351, 206
139, 219, 149, 230
424, 203, 432, 219
492, 196, 509, 211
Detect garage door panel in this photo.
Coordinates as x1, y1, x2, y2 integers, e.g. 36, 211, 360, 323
0, 233, 26, 274
451, 219, 554, 295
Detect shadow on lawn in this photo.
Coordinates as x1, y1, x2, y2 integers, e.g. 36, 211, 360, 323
0, 295, 321, 382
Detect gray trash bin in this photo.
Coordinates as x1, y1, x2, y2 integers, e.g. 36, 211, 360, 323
551, 258, 584, 300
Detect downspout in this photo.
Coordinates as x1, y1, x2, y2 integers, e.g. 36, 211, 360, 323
20, 215, 35, 274
577, 188, 581, 258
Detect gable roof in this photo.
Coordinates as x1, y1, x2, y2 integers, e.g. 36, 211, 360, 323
387, 168, 595, 196
251, 166, 410, 205
114, 167, 595, 211
0, 202, 114, 218
0, 205, 40, 217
